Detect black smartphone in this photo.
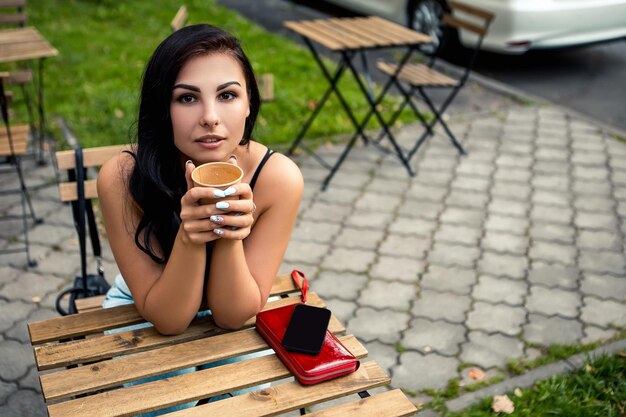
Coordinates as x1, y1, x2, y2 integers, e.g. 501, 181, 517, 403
282, 304, 331, 355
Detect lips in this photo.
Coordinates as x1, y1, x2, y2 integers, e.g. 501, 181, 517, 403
194, 134, 225, 143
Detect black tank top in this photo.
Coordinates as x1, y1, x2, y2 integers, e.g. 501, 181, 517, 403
201, 149, 274, 308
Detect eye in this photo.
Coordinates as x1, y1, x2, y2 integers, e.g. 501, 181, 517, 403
176, 93, 196, 104
219, 91, 238, 101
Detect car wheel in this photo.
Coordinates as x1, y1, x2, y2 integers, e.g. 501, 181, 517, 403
407, 0, 456, 55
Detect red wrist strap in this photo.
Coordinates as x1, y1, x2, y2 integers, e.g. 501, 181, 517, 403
291, 270, 308, 303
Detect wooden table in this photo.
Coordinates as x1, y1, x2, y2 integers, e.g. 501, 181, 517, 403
0, 26, 58, 163
27, 274, 418, 416
285, 16, 431, 190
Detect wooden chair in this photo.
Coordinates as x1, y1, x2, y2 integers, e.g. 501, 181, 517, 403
0, 72, 40, 266
54, 122, 131, 314
377, 1, 494, 159
170, 5, 275, 102
0, 0, 36, 132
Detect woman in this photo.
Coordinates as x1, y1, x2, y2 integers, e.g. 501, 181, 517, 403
98, 24, 303, 409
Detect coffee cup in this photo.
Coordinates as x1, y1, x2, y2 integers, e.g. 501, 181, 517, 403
191, 162, 243, 205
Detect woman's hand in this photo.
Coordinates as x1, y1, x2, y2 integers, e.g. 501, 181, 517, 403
181, 160, 255, 244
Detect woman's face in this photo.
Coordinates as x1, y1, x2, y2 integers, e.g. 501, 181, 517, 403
170, 52, 250, 164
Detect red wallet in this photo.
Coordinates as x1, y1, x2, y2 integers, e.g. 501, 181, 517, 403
256, 270, 360, 385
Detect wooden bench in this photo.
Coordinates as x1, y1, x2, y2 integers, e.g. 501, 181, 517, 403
27, 274, 418, 416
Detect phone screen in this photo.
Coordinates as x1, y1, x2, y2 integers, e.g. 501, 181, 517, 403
282, 304, 331, 355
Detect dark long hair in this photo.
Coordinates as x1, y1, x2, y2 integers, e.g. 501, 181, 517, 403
129, 24, 261, 263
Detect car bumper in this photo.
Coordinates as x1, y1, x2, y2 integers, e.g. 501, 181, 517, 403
458, 0, 626, 54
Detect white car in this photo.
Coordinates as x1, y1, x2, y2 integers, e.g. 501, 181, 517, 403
315, 0, 626, 54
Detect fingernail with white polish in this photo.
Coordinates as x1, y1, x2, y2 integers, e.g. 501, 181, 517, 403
216, 201, 230, 210
210, 215, 223, 223
213, 189, 226, 198
213, 228, 224, 236
185, 160, 192, 167
223, 186, 237, 196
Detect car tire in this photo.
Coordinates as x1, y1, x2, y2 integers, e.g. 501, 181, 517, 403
407, 0, 458, 56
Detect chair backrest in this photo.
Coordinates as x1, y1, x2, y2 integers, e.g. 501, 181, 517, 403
0, 73, 29, 156
0, 0, 27, 27
170, 5, 187, 32
56, 144, 131, 202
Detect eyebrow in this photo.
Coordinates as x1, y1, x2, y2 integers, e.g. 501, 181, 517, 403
172, 81, 242, 92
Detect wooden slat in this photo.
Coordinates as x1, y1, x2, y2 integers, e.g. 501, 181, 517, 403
284, 20, 343, 50
306, 389, 418, 417
449, 1, 494, 22
0, 41, 56, 61
171, 361, 390, 417
73, 273, 297, 313
5, 69, 32, 84
170, 4, 187, 32
0, 123, 29, 156
0, 12, 25, 25
30, 274, 298, 345
41, 329, 365, 401
55, 144, 131, 170
0, 0, 27, 8
368, 16, 431, 44
57, 178, 97, 202
32, 293, 337, 370
258, 73, 274, 102
443, 14, 487, 37
48, 357, 382, 417
311, 19, 365, 49
0, 27, 41, 44
378, 62, 457, 87
331, 17, 397, 46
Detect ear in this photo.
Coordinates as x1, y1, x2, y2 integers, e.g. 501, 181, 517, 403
246, 106, 250, 117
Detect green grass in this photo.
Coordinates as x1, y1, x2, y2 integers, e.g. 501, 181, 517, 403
445, 352, 626, 417
20, 0, 413, 148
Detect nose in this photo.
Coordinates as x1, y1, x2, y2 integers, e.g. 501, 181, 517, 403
200, 101, 219, 127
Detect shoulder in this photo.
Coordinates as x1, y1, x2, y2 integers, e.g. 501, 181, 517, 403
97, 150, 135, 196
261, 151, 303, 194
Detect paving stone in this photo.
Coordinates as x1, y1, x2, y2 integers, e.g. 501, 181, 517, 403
387, 216, 436, 237
434, 224, 482, 246
466, 302, 526, 336
365, 177, 410, 195
527, 265, 580, 289
613, 187, 626, 201
359, 280, 416, 311
460, 331, 524, 369
1, 272, 64, 303
347, 308, 409, 344
529, 222, 575, 244
0, 300, 35, 333
491, 182, 531, 201
301, 201, 353, 223
450, 176, 490, 193
362, 340, 399, 373
496, 154, 533, 169
472, 275, 527, 305
573, 179, 612, 196
392, 352, 459, 391
578, 250, 626, 275
421, 265, 476, 294
402, 318, 466, 355
523, 314, 583, 345
481, 232, 528, 255
455, 160, 494, 178
580, 297, 626, 328
415, 168, 454, 186
581, 325, 618, 345
532, 161, 569, 175
354, 191, 403, 213
334, 227, 385, 250
477, 252, 528, 280
283, 240, 328, 265
580, 273, 626, 300
531, 174, 570, 192
31, 251, 81, 278
530, 204, 573, 224
428, 242, 481, 269
445, 189, 489, 209
19, 366, 41, 393
405, 182, 448, 203
313, 271, 367, 301
0, 340, 35, 381
17, 223, 75, 247
576, 230, 622, 252
484, 214, 529, 236
411, 290, 471, 322
397, 200, 443, 220
0, 380, 17, 405
292, 220, 342, 244
0, 266, 20, 286
0, 390, 47, 417
526, 286, 581, 317
320, 247, 376, 273
572, 166, 609, 181
379, 234, 431, 259
439, 207, 485, 228
487, 198, 529, 218
370, 255, 424, 283
529, 241, 578, 265
534, 148, 568, 163
532, 189, 571, 207
344, 209, 393, 230
494, 164, 534, 182
324, 298, 357, 326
